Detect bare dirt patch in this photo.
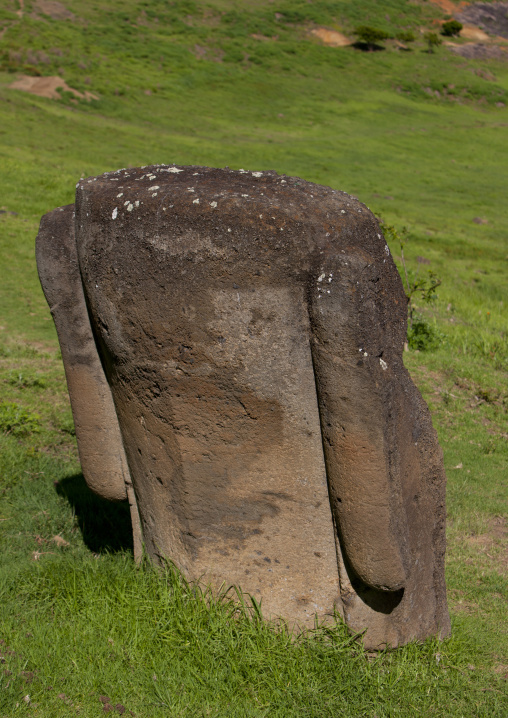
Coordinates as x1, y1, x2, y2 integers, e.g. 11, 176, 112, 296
251, 33, 279, 42
309, 28, 352, 47
8, 75, 98, 101
32, 0, 75, 21
191, 44, 224, 62
493, 663, 508, 679
452, 600, 481, 614
465, 516, 508, 574
448, 588, 481, 614
460, 24, 491, 41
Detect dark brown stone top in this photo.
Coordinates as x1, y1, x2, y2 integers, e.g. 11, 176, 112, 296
75, 164, 408, 361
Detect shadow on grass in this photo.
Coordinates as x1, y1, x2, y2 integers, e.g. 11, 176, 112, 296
55, 473, 133, 555
352, 41, 385, 52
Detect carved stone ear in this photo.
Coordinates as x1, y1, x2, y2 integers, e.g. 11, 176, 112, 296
36, 204, 142, 559
37, 166, 450, 648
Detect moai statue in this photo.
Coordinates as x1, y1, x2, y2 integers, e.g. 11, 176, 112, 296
36, 166, 450, 648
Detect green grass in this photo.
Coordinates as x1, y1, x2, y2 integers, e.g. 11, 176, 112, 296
0, 0, 507, 715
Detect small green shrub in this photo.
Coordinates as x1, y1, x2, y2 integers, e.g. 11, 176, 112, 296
441, 20, 463, 37
7, 371, 47, 389
407, 316, 444, 351
0, 402, 41, 436
396, 31, 416, 43
354, 26, 390, 51
424, 32, 442, 53
380, 221, 443, 351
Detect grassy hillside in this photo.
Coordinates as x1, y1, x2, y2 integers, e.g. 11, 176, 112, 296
0, 0, 507, 715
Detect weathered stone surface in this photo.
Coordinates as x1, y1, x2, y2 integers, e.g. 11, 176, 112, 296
36, 165, 450, 647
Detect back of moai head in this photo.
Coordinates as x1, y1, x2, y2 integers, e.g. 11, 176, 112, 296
36, 166, 450, 648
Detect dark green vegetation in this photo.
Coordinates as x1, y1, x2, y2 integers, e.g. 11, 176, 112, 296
442, 20, 463, 37
0, 0, 507, 715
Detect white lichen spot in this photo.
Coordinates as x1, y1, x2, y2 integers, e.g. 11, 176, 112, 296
364, 352, 368, 357
152, 193, 158, 197
193, 199, 200, 204
280, 180, 286, 184
241, 194, 249, 198
259, 214, 263, 219
384, 245, 390, 256
148, 186, 160, 191
187, 188, 195, 192
380, 358, 388, 371
252, 172, 263, 178
164, 167, 183, 173
117, 193, 124, 198
341, 210, 346, 214
377, 233, 382, 239
127, 203, 134, 212
210, 201, 217, 208
327, 290, 331, 294
227, 228, 232, 233
148, 174, 156, 180
135, 200, 140, 207
112, 208, 118, 220
238, 169, 247, 173
193, 172, 199, 175
317, 273, 326, 283
124, 200, 129, 206
328, 274, 333, 283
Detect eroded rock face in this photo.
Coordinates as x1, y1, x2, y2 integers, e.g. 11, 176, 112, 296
36, 165, 450, 648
